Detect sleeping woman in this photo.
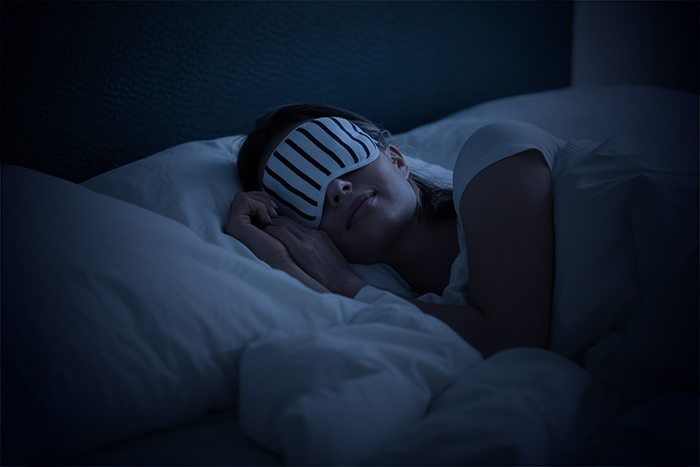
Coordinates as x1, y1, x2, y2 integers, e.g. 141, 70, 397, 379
227, 104, 561, 357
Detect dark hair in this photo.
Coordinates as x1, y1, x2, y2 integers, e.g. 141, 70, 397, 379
237, 103, 456, 223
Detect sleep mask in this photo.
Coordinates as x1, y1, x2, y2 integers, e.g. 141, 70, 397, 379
262, 117, 380, 229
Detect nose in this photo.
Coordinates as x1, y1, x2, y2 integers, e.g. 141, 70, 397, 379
326, 178, 352, 206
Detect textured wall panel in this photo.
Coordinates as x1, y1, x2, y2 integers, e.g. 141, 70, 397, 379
1, 1, 572, 182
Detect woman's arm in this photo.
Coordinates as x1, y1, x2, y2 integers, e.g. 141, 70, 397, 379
424, 148, 554, 356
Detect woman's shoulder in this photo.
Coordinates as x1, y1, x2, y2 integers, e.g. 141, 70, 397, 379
452, 120, 565, 213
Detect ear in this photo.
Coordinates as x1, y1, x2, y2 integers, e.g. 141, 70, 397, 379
386, 145, 410, 179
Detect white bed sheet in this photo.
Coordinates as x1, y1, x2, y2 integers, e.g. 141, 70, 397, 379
3, 85, 697, 466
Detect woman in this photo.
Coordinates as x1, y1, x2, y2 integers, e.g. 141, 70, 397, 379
227, 104, 557, 357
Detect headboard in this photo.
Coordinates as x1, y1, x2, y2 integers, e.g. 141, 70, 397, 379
1, 1, 573, 183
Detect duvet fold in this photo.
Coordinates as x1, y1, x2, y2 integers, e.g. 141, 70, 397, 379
239, 287, 589, 465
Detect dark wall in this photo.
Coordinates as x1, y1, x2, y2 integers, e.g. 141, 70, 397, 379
572, 1, 699, 94
1, 1, 573, 182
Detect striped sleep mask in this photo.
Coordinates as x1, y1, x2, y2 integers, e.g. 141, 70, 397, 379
262, 117, 380, 229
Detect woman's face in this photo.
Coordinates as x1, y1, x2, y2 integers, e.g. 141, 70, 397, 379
258, 122, 418, 263
316, 146, 417, 263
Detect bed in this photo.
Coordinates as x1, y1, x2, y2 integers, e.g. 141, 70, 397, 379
2, 2, 698, 466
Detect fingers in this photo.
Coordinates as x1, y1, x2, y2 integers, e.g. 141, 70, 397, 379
265, 223, 317, 262
225, 191, 280, 239
268, 215, 301, 235
245, 192, 278, 224
264, 221, 303, 249
230, 191, 278, 225
265, 218, 335, 262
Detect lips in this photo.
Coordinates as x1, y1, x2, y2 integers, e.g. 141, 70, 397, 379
345, 192, 375, 230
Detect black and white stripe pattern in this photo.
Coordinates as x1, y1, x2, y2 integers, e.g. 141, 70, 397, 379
262, 117, 379, 229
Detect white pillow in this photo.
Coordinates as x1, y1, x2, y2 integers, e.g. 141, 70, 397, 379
81, 136, 246, 250
2, 166, 371, 465
396, 85, 698, 174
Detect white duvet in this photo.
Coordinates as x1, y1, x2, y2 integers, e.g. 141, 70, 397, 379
3, 86, 698, 465
238, 129, 698, 465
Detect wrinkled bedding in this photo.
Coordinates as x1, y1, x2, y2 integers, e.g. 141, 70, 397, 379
237, 131, 699, 465
2, 86, 697, 465
240, 290, 590, 465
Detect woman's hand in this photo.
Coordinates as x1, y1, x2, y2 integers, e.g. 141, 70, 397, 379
225, 192, 330, 293
264, 216, 368, 298
225, 191, 291, 267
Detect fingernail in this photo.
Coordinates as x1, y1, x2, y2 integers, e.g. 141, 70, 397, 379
271, 200, 279, 209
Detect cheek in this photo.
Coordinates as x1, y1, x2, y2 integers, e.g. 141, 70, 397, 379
385, 177, 419, 217
400, 179, 420, 205
318, 206, 342, 236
